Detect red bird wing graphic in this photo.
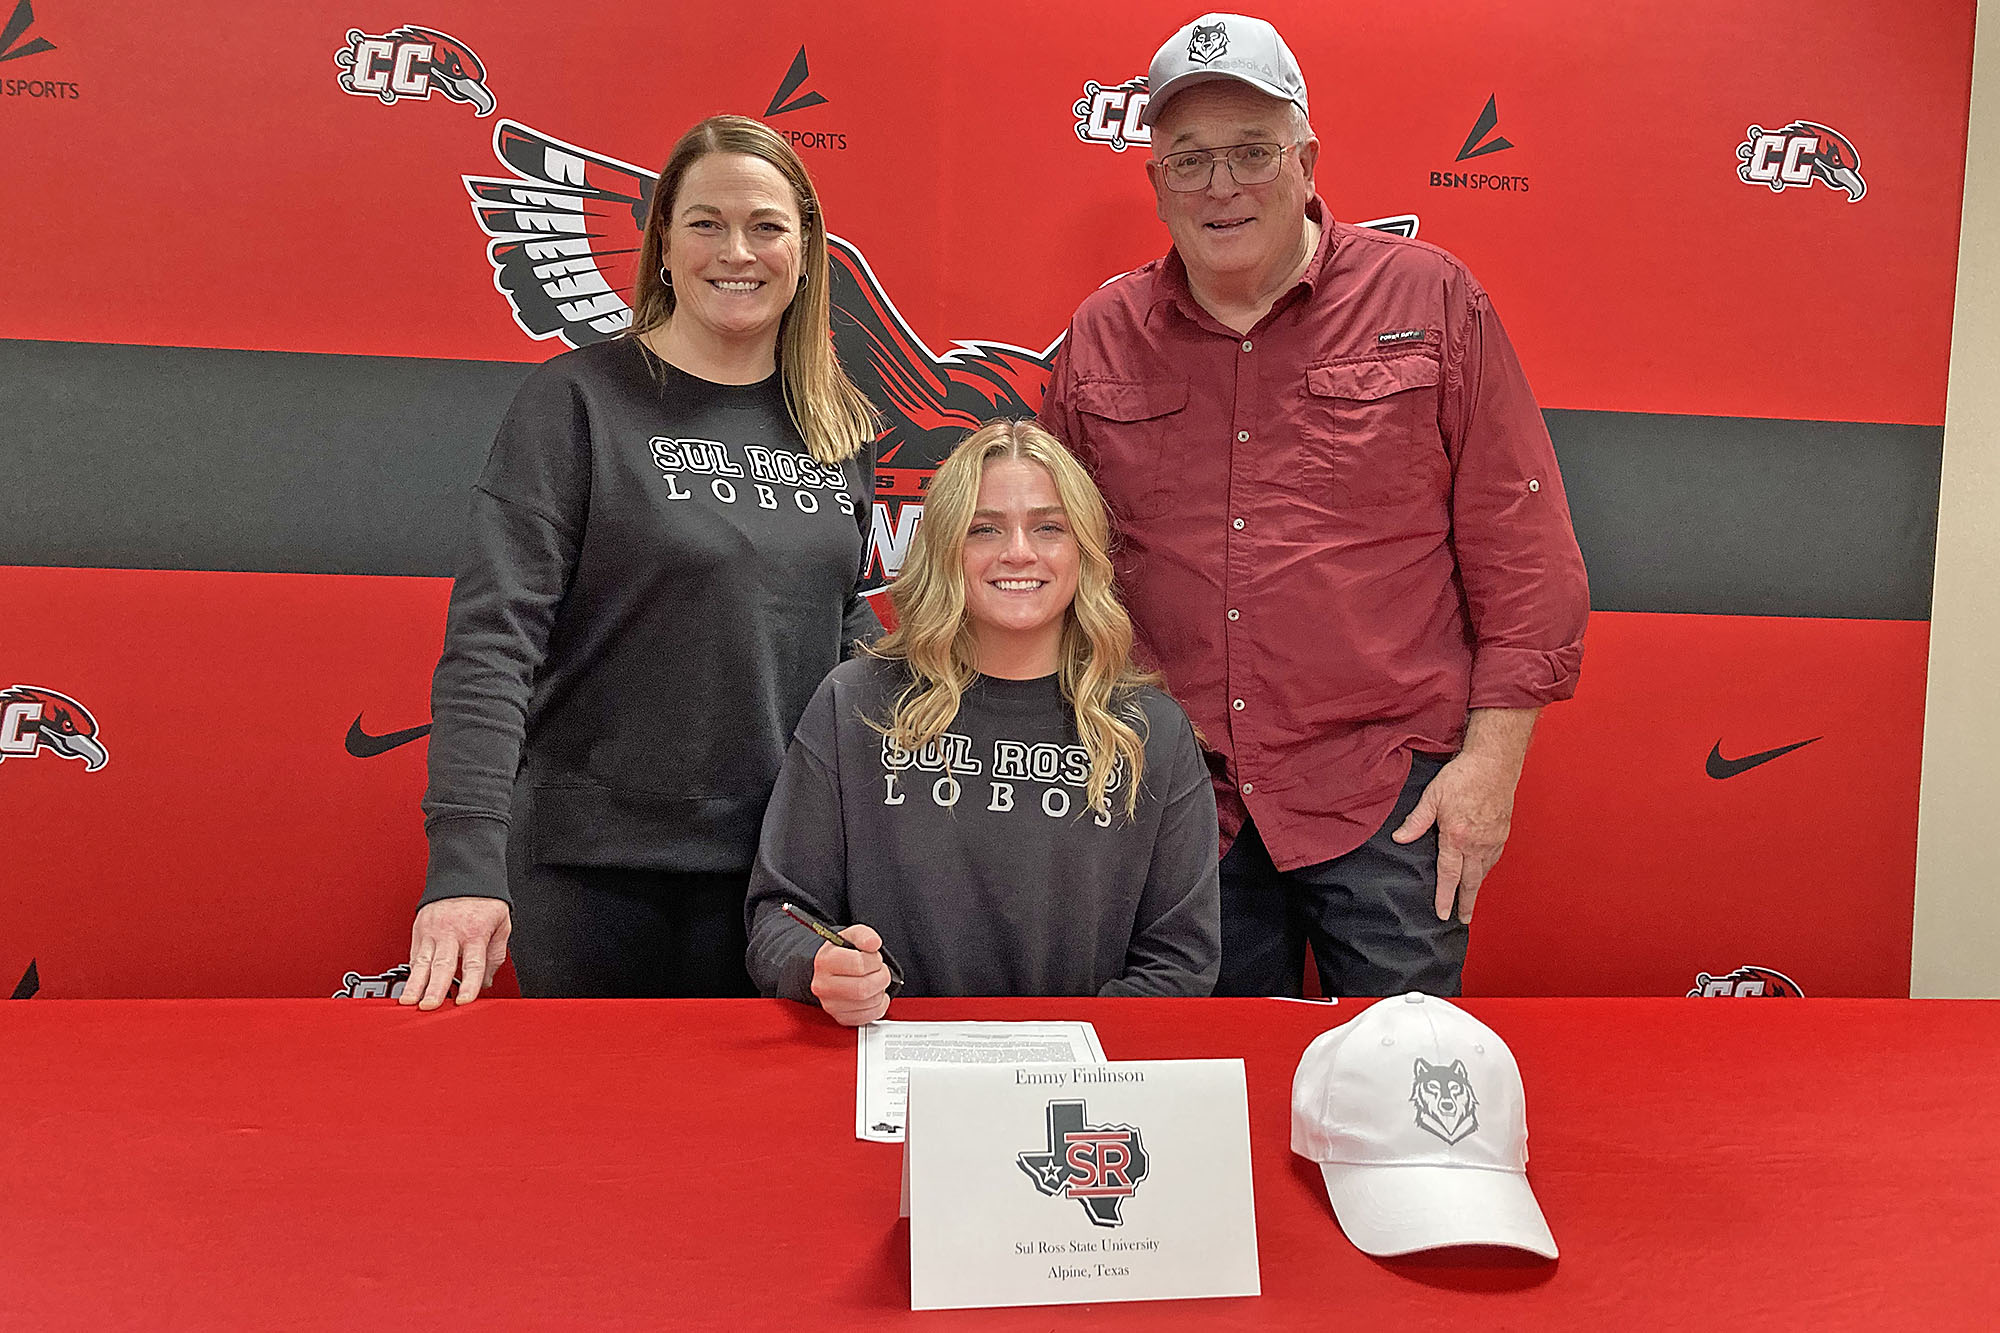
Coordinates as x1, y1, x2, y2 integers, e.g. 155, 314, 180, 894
827, 237, 1059, 475
463, 121, 656, 347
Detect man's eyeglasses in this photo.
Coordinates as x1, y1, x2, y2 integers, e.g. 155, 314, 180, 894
1154, 142, 1296, 192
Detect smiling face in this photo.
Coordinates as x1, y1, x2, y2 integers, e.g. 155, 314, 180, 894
658, 151, 804, 358
1145, 81, 1318, 297
960, 457, 1081, 678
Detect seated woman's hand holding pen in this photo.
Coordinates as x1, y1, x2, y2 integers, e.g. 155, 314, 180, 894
810, 923, 895, 1026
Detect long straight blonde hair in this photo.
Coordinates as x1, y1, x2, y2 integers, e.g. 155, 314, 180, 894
868, 420, 1154, 819
627, 115, 877, 465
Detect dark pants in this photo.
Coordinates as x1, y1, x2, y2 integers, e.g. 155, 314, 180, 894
510, 863, 757, 999
1215, 753, 1468, 998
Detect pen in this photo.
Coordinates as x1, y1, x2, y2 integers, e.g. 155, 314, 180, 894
781, 901, 857, 950
780, 902, 905, 995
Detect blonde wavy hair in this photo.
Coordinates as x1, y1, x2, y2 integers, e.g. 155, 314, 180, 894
627, 114, 877, 465
868, 420, 1154, 819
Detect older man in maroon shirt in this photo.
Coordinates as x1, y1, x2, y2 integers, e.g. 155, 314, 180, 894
1039, 13, 1588, 996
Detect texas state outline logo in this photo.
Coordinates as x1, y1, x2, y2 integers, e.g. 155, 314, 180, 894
1017, 1098, 1150, 1227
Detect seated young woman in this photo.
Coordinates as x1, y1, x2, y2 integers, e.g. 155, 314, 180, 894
743, 419, 1221, 1023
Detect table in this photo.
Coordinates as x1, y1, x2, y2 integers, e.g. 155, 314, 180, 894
3, 998, 1996, 1330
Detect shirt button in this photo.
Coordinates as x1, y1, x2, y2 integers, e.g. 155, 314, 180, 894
1241, 340, 1254, 352
1241, 782, 1254, 794
1529, 478, 1542, 492
1232, 698, 1245, 711
1232, 518, 1245, 530
1237, 430, 1250, 442
1227, 608, 1240, 621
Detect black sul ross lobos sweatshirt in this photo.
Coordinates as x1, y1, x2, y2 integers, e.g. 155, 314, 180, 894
745, 656, 1222, 999
421, 338, 879, 905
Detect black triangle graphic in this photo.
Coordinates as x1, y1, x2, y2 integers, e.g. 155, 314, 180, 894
772, 90, 830, 116
1454, 94, 1512, 162
0, 0, 36, 51
765, 45, 827, 117
0, 0, 52, 61
11, 958, 39, 999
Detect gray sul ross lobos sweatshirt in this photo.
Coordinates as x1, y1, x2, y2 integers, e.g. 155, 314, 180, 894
745, 656, 1222, 999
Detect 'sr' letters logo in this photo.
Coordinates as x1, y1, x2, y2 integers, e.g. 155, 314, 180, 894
1017, 1099, 1150, 1226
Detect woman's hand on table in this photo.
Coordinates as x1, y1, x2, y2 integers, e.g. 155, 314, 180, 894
402, 897, 512, 1009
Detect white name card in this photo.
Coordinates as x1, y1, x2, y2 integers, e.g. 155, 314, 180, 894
902, 1059, 1260, 1311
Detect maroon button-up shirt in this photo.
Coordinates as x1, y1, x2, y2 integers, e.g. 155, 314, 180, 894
1039, 200, 1588, 871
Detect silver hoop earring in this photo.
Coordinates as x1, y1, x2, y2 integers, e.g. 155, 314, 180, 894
659, 265, 673, 289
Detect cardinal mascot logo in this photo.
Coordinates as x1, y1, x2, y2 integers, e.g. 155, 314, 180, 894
1689, 965, 1805, 997
465, 121, 1420, 585
1735, 120, 1865, 201
0, 685, 106, 770
337, 25, 495, 116
334, 964, 411, 999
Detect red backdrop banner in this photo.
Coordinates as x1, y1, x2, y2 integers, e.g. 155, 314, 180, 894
0, 0, 1974, 997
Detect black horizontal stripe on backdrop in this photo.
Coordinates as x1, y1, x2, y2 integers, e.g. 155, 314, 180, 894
1, 339, 532, 579
0, 339, 1942, 620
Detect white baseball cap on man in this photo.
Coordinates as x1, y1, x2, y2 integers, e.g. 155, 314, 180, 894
1141, 13, 1310, 128
1291, 992, 1558, 1258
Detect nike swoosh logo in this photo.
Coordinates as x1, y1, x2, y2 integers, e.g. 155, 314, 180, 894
345, 716, 433, 758
1705, 736, 1820, 780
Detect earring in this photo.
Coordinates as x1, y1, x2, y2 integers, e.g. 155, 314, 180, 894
659, 265, 674, 289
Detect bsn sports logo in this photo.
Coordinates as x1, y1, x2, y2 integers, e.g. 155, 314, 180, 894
463, 123, 1425, 585
334, 964, 411, 999
764, 45, 845, 151
0, 685, 106, 770
1689, 965, 1804, 998
1736, 121, 1865, 201
0, 0, 78, 100
1017, 1099, 1150, 1227
1074, 76, 1151, 153
1411, 1057, 1479, 1144
1432, 95, 1528, 193
336, 25, 494, 116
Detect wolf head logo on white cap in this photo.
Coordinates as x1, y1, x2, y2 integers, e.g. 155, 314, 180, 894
1140, 13, 1310, 128
1291, 993, 1557, 1259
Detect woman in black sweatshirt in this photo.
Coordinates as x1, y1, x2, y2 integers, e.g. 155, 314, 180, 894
404, 115, 878, 1007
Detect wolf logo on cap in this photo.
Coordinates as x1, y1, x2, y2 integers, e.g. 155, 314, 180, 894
1411, 1058, 1479, 1145
1186, 21, 1229, 64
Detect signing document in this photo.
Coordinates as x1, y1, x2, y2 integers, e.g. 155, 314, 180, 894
857, 1020, 1106, 1142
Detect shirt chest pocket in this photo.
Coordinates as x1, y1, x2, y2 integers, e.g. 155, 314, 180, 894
1072, 377, 1190, 520
1302, 353, 1448, 508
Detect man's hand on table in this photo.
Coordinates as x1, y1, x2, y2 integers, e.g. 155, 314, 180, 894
402, 897, 511, 1009
811, 923, 894, 1026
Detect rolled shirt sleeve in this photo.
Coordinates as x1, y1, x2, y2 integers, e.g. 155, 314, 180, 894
1440, 284, 1590, 711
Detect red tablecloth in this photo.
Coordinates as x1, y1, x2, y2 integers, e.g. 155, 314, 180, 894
3, 997, 1996, 1330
